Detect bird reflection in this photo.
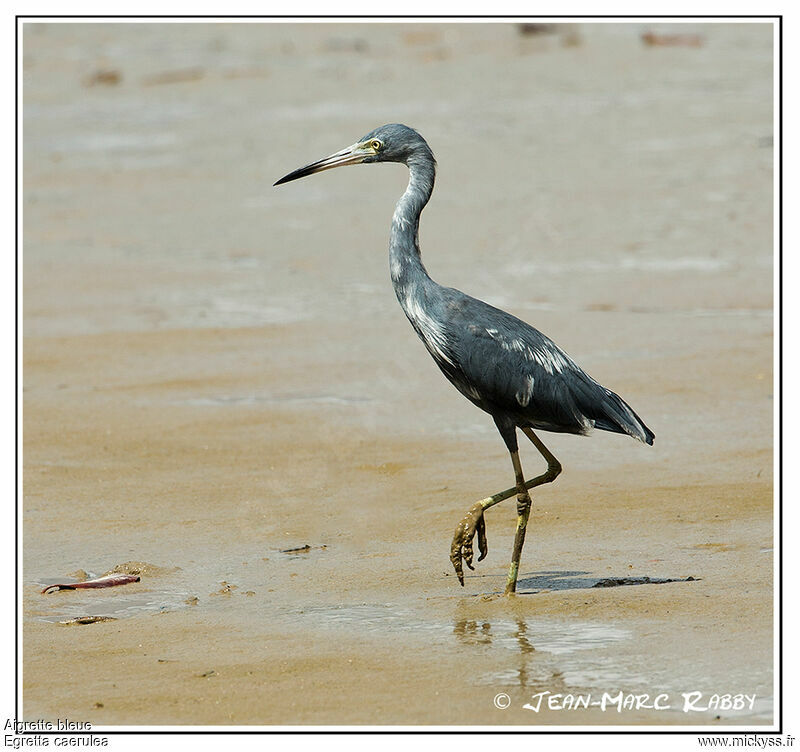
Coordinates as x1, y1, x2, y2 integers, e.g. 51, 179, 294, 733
453, 618, 540, 687
512, 618, 536, 655
452, 618, 493, 646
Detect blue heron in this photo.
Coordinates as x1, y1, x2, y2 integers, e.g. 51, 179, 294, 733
275, 124, 654, 595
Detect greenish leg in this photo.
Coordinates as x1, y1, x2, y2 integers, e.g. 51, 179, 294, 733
450, 427, 561, 591
505, 428, 562, 595
504, 450, 532, 595
450, 470, 549, 585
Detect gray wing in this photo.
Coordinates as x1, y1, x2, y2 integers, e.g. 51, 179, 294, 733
434, 290, 654, 443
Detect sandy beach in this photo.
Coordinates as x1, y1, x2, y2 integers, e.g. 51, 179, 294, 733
22, 21, 774, 727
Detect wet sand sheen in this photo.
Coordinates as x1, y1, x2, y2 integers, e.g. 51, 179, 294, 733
22, 22, 773, 726
24, 367, 772, 725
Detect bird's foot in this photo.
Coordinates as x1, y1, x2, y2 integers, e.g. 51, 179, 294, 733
450, 502, 488, 586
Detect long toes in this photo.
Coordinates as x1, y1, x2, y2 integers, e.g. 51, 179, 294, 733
463, 536, 475, 570
450, 552, 465, 586
449, 503, 488, 586
450, 527, 466, 586
476, 514, 488, 562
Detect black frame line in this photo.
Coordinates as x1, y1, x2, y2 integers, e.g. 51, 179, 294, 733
14, 12, 783, 737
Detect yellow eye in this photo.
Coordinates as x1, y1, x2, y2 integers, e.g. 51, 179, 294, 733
370, 139, 382, 151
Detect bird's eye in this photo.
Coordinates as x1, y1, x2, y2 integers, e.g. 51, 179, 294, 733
370, 140, 383, 151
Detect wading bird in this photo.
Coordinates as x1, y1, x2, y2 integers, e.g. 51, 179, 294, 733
275, 124, 654, 595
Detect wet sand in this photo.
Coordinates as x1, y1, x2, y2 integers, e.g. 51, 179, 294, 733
22, 22, 774, 726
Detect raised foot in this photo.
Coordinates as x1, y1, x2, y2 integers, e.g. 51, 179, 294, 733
449, 501, 488, 586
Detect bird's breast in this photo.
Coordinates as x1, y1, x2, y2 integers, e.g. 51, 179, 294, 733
398, 289, 456, 369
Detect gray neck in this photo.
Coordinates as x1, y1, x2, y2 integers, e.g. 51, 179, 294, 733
389, 156, 436, 297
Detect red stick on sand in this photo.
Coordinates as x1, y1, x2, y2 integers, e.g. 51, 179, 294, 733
41, 574, 140, 595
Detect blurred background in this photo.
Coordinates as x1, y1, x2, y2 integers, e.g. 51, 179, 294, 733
23, 22, 773, 449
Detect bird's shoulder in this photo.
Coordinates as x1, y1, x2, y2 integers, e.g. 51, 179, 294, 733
433, 287, 606, 422
437, 288, 578, 374
423, 286, 646, 439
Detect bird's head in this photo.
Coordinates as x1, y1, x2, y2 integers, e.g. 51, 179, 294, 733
274, 123, 433, 186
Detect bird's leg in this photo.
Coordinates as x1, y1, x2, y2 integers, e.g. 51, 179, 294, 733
520, 427, 562, 481
449, 495, 492, 586
504, 428, 562, 595
449, 427, 562, 588
450, 477, 543, 585
504, 449, 532, 595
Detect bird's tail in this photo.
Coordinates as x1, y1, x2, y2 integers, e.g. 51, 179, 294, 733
591, 387, 655, 445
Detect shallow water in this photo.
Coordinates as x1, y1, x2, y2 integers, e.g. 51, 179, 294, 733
30, 570, 772, 722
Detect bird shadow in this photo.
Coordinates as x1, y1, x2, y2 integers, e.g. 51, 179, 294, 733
513, 570, 698, 592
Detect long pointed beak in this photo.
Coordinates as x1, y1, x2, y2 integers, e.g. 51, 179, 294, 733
274, 142, 368, 186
